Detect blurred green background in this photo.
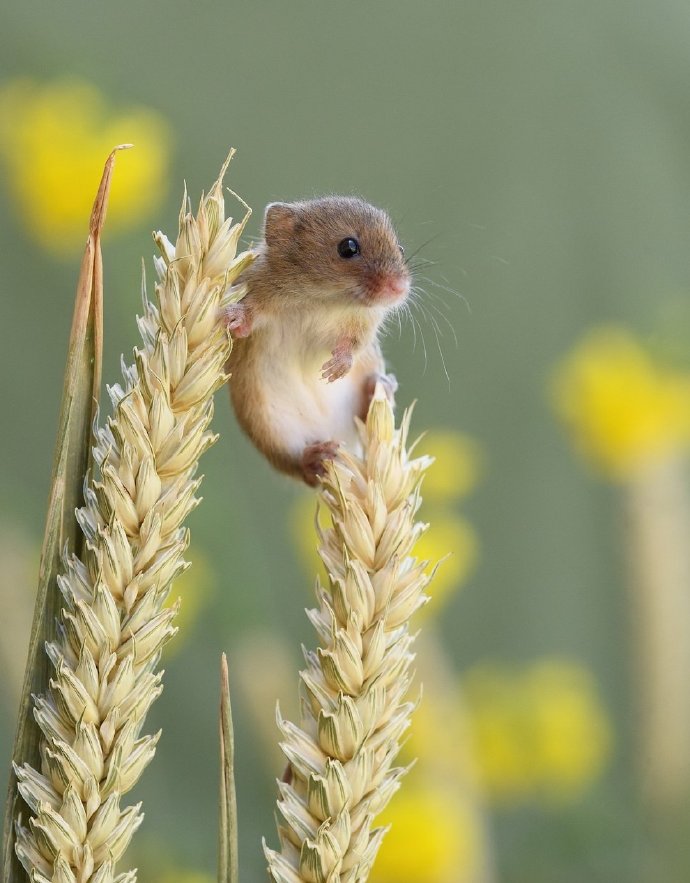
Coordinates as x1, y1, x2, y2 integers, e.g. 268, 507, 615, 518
2, 2, 690, 882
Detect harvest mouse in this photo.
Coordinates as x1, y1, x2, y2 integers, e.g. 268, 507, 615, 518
224, 196, 410, 485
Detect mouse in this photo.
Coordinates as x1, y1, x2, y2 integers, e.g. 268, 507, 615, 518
224, 196, 410, 485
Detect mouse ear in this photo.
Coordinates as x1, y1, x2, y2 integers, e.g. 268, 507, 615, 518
264, 202, 296, 244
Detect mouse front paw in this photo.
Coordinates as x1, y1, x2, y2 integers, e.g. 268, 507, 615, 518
321, 349, 353, 383
301, 440, 340, 486
223, 302, 253, 339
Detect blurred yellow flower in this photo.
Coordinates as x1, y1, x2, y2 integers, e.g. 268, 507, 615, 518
371, 784, 480, 883
163, 546, 216, 656
464, 659, 612, 803
526, 662, 612, 799
414, 510, 478, 614
419, 430, 484, 503
415, 429, 483, 612
401, 679, 468, 774
0, 78, 171, 253
552, 327, 690, 479
375, 634, 494, 883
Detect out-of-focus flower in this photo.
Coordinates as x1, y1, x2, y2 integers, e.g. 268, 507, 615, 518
554, 325, 690, 814
370, 632, 494, 883
402, 684, 467, 773
414, 512, 477, 611
464, 659, 612, 803
421, 430, 484, 503
552, 327, 690, 479
0, 78, 171, 253
371, 784, 481, 883
416, 429, 483, 612
290, 490, 332, 581
163, 545, 216, 656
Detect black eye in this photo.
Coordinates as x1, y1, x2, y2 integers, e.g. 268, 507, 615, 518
337, 237, 360, 259
398, 244, 405, 257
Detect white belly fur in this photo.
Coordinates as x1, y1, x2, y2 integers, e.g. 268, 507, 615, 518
257, 347, 361, 457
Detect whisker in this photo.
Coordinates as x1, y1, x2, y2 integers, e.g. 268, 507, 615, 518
404, 233, 442, 264
400, 300, 429, 373
412, 313, 428, 374
409, 297, 451, 388
399, 232, 472, 383
394, 301, 414, 350
405, 303, 419, 355
417, 289, 461, 329
414, 274, 471, 314
428, 313, 451, 390
410, 283, 453, 315
418, 299, 459, 347
407, 257, 438, 271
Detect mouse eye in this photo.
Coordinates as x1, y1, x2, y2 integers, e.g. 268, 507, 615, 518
337, 237, 360, 259
398, 244, 405, 257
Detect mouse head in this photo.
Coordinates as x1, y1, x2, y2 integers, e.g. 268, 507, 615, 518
262, 197, 409, 308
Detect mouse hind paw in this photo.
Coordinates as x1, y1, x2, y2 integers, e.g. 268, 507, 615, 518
301, 440, 340, 486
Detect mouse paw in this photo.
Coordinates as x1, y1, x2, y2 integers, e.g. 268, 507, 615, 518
223, 303, 253, 339
301, 440, 340, 486
321, 350, 353, 383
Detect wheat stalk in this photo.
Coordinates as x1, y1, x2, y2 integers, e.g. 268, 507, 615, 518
12, 154, 252, 883
265, 388, 434, 883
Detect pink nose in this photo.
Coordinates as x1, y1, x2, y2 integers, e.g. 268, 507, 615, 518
380, 274, 409, 300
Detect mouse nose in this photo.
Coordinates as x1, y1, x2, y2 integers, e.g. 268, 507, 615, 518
379, 273, 409, 301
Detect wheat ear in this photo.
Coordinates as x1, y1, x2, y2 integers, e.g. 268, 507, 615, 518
13, 154, 252, 883
265, 388, 434, 883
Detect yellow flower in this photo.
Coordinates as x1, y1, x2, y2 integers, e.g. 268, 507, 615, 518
552, 327, 690, 479
464, 659, 612, 803
463, 667, 534, 802
371, 784, 480, 883
163, 546, 216, 656
415, 430, 483, 612
414, 509, 478, 614
526, 661, 612, 800
419, 430, 484, 503
0, 78, 171, 254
